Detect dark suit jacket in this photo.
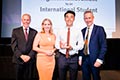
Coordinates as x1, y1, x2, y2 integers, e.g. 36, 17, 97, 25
81, 24, 107, 64
11, 26, 37, 64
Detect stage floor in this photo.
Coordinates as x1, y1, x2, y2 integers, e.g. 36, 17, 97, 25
67, 70, 120, 80
0, 70, 120, 80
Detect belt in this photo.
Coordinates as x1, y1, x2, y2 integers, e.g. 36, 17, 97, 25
59, 52, 78, 58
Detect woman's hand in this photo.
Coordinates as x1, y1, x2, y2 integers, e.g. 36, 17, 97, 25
46, 50, 55, 56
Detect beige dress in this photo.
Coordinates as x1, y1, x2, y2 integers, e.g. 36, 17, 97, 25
36, 33, 55, 80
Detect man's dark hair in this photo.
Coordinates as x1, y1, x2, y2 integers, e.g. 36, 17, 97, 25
64, 10, 75, 17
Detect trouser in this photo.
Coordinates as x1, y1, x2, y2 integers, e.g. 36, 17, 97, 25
58, 53, 79, 80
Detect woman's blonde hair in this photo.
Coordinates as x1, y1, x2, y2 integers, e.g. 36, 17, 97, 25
41, 18, 53, 34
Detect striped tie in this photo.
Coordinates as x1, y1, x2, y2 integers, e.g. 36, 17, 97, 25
83, 28, 89, 55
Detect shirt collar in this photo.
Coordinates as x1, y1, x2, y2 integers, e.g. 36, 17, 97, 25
65, 25, 73, 30
23, 26, 29, 30
87, 24, 94, 30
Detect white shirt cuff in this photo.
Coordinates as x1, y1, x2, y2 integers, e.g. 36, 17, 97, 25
79, 56, 82, 61
96, 59, 103, 64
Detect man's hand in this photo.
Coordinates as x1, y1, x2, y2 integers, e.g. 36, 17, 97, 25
20, 55, 31, 62
60, 41, 73, 50
94, 61, 102, 67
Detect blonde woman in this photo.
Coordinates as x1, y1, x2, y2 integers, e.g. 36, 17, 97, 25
33, 18, 56, 80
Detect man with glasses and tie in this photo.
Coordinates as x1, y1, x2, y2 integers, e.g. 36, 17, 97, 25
11, 13, 38, 80
55, 10, 84, 80
79, 10, 107, 80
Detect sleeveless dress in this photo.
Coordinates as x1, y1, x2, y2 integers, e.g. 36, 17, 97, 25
36, 33, 55, 80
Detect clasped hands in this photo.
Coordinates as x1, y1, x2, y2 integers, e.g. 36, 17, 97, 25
46, 49, 56, 56
20, 55, 31, 63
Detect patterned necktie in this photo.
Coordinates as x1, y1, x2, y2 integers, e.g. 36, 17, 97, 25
66, 28, 70, 58
25, 29, 28, 41
83, 28, 89, 55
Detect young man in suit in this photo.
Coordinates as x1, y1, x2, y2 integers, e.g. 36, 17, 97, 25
11, 13, 38, 80
79, 10, 107, 80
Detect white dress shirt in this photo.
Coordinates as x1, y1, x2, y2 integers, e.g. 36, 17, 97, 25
55, 26, 84, 55
23, 26, 29, 35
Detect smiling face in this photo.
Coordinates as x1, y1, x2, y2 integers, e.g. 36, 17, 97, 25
64, 13, 75, 27
22, 14, 31, 29
41, 18, 52, 33
84, 11, 94, 27
43, 20, 51, 32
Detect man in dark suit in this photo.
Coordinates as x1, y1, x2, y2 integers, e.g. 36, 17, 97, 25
11, 13, 38, 80
79, 10, 107, 80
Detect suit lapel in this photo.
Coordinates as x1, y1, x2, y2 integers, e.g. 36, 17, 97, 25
27, 28, 32, 42
82, 27, 87, 40
89, 25, 97, 42
19, 27, 27, 41
82, 25, 97, 42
